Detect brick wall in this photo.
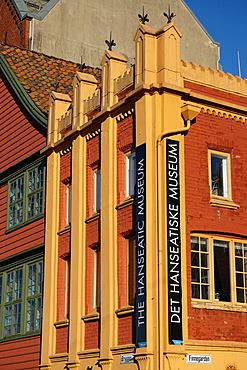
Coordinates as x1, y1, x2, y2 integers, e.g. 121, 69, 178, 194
56, 326, 69, 354
84, 320, 100, 350
0, 0, 31, 48
116, 113, 135, 345
117, 114, 134, 204
185, 108, 247, 341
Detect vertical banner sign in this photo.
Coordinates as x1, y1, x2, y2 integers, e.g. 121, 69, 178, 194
166, 139, 183, 345
135, 143, 147, 348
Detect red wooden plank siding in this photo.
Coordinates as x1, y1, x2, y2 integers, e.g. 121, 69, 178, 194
0, 335, 41, 369
0, 75, 46, 172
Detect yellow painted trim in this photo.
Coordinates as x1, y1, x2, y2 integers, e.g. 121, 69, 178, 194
115, 197, 134, 210
85, 213, 100, 223
115, 305, 134, 317
110, 344, 135, 355
207, 148, 240, 212
54, 319, 69, 328
191, 234, 247, 306
57, 225, 71, 235
81, 312, 100, 322
185, 339, 247, 352
78, 349, 100, 359
210, 197, 240, 209
49, 354, 68, 363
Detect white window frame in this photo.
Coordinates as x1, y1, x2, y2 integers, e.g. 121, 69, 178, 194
93, 249, 101, 311
191, 234, 247, 306
94, 170, 101, 212
209, 150, 231, 199
125, 152, 136, 197
65, 185, 72, 225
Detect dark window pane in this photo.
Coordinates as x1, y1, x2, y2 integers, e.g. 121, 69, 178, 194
236, 273, 244, 287
201, 253, 208, 268
237, 288, 244, 303
235, 243, 242, 256
191, 237, 199, 251
201, 269, 208, 283
214, 240, 230, 302
244, 244, 247, 257
192, 284, 200, 299
200, 238, 208, 252
201, 285, 209, 300
211, 156, 223, 196
191, 268, 199, 283
191, 252, 199, 267
235, 258, 243, 272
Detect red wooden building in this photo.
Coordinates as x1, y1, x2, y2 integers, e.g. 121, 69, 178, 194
0, 43, 99, 369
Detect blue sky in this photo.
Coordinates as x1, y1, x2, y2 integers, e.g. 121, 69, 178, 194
185, 0, 247, 79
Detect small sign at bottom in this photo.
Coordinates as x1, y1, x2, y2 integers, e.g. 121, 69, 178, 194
120, 354, 135, 364
186, 354, 212, 364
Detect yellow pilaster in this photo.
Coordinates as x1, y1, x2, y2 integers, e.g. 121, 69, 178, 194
68, 135, 87, 363
72, 72, 98, 127
101, 50, 127, 109
100, 116, 117, 362
47, 92, 72, 145
40, 151, 60, 368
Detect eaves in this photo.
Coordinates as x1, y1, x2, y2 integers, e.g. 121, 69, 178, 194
0, 52, 47, 128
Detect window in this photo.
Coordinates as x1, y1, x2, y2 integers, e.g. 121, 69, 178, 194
127, 237, 136, 305
8, 163, 45, 229
94, 170, 101, 212
0, 259, 43, 339
93, 249, 101, 311
66, 185, 72, 225
126, 152, 136, 197
209, 151, 230, 198
191, 235, 247, 305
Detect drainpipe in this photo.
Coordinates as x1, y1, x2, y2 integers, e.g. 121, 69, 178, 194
156, 104, 200, 370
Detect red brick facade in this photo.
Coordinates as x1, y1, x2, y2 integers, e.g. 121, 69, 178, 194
116, 114, 135, 345
185, 85, 247, 342
0, 0, 30, 48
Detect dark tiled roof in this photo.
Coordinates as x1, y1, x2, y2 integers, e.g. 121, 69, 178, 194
0, 43, 101, 114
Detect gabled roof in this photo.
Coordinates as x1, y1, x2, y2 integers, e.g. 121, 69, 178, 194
12, 0, 60, 20
0, 44, 101, 120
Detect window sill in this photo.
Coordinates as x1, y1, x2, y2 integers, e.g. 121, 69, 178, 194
57, 224, 71, 235
50, 353, 68, 363
210, 196, 240, 209
116, 196, 134, 210
54, 318, 69, 328
115, 305, 134, 317
192, 300, 247, 312
85, 212, 100, 223
82, 311, 100, 322
0, 331, 40, 343
111, 343, 136, 355
6, 213, 44, 234
78, 348, 100, 359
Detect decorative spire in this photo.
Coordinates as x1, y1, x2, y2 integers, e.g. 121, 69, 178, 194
138, 6, 149, 25
105, 31, 116, 51
163, 5, 176, 24
79, 56, 86, 72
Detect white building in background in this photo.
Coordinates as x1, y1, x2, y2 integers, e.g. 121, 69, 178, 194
13, 0, 220, 69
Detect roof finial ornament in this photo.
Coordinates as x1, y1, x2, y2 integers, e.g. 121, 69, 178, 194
138, 6, 149, 25
105, 31, 116, 51
51, 79, 59, 92
163, 5, 176, 24
79, 56, 86, 72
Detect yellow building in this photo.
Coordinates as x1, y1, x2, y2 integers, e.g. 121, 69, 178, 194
40, 22, 247, 370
